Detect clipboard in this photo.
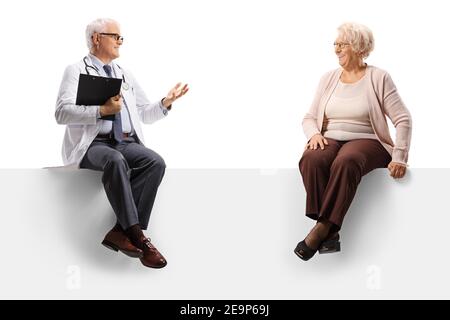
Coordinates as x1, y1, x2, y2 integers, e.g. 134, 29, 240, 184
75, 74, 122, 121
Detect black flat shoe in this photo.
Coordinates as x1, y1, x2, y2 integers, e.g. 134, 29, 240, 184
294, 240, 317, 261
318, 233, 341, 254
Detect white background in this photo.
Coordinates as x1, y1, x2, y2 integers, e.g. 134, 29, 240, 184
1, 0, 449, 301
0, 0, 448, 168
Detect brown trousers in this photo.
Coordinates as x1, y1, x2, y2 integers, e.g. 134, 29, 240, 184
299, 138, 391, 230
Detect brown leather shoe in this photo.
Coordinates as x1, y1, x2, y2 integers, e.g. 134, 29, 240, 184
139, 238, 167, 269
102, 229, 144, 258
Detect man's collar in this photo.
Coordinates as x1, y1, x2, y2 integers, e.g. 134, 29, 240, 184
88, 53, 112, 70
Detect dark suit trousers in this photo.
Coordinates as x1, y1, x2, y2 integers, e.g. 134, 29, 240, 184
80, 136, 166, 230
299, 138, 391, 230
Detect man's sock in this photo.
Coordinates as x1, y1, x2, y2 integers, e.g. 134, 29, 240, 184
112, 221, 123, 232
125, 224, 145, 248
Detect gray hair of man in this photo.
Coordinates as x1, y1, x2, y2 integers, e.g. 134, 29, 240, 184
85, 18, 120, 51
337, 22, 374, 59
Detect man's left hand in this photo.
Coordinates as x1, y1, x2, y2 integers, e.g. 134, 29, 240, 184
163, 82, 189, 108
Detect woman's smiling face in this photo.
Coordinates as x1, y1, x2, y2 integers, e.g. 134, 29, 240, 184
334, 38, 359, 68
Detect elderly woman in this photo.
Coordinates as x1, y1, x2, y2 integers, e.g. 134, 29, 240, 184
294, 22, 412, 261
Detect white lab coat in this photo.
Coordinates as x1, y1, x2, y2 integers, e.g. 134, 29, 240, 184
55, 55, 167, 168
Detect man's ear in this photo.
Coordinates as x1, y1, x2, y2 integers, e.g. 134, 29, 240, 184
93, 33, 100, 45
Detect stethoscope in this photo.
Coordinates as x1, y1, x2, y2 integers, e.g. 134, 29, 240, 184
83, 56, 130, 91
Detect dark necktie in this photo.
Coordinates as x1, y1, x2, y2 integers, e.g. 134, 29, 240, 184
103, 64, 123, 142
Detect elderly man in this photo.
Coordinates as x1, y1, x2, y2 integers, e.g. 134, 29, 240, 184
55, 18, 188, 269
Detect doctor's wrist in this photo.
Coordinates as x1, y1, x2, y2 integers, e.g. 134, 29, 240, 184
99, 105, 106, 117
161, 97, 172, 110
